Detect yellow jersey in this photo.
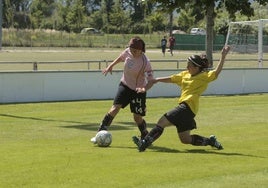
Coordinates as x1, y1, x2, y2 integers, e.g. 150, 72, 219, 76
170, 70, 217, 115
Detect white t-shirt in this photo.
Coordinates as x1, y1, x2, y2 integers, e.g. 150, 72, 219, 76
120, 48, 153, 90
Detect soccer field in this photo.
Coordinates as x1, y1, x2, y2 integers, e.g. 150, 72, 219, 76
0, 47, 267, 71
0, 94, 267, 187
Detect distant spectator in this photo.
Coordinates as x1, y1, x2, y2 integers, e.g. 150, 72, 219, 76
168, 35, 176, 56
160, 36, 167, 57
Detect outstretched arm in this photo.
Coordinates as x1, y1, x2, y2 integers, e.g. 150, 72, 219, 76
102, 56, 122, 76
136, 76, 172, 93
155, 76, 172, 83
215, 46, 231, 77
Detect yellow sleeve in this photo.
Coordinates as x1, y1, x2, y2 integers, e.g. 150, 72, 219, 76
207, 70, 217, 82
170, 71, 184, 86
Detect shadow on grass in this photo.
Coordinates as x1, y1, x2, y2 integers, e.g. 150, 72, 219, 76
0, 113, 83, 124
107, 145, 265, 158
62, 124, 134, 131
4, 112, 263, 158
146, 145, 265, 158
92, 144, 266, 158
0, 113, 156, 131
61, 122, 154, 131
61, 121, 156, 131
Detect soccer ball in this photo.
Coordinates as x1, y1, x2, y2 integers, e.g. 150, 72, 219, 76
95, 130, 112, 147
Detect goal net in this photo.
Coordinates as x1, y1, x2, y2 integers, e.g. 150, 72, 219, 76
225, 19, 268, 68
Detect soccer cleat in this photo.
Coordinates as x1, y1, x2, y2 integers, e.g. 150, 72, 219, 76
132, 136, 149, 152
209, 135, 223, 150
90, 136, 97, 144
132, 136, 141, 147
139, 139, 150, 152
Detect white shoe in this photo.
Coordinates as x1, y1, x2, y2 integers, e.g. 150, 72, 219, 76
90, 136, 97, 144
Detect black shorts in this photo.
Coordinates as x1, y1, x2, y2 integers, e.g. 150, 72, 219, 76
113, 82, 146, 116
164, 102, 196, 133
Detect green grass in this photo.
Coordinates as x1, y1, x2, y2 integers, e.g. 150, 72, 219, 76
2, 30, 164, 49
0, 94, 267, 187
0, 48, 267, 71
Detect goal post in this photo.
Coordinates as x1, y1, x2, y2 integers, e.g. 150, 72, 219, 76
225, 19, 268, 68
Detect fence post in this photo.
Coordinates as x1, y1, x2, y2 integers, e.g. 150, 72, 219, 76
99, 61, 101, 70
106, 60, 108, 68
33, 62, 38, 71
0, 0, 2, 50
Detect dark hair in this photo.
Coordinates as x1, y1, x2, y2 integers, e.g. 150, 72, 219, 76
129, 36, 145, 53
187, 54, 209, 70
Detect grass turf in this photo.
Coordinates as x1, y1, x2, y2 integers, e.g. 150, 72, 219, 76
0, 94, 267, 187
0, 48, 267, 70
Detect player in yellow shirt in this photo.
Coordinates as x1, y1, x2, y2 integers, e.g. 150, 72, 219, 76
133, 46, 230, 152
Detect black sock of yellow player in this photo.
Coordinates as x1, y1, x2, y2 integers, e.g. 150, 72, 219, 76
145, 125, 164, 144
191, 134, 210, 146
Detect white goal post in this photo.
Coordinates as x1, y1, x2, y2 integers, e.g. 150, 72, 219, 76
225, 19, 268, 68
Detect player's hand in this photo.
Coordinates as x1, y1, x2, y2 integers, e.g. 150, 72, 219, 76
136, 87, 146, 93
102, 67, 112, 76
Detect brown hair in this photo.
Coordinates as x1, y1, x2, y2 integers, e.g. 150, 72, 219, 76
129, 37, 145, 53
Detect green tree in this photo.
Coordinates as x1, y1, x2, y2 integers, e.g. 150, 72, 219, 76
128, 0, 156, 33
3, 0, 13, 27
148, 11, 167, 32
214, 7, 230, 37
177, 7, 196, 33
109, 0, 131, 33
3, 0, 32, 28
87, 10, 104, 30
66, 0, 86, 32
30, 0, 56, 29
100, 0, 114, 34
82, 0, 101, 14
152, 0, 267, 66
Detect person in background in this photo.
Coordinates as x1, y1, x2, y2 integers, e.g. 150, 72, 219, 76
133, 46, 231, 152
168, 34, 176, 56
91, 36, 154, 144
161, 36, 167, 57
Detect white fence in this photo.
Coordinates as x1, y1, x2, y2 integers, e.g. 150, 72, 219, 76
0, 69, 268, 103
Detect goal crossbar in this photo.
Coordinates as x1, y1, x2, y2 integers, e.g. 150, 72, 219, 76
229, 19, 268, 25
226, 19, 268, 68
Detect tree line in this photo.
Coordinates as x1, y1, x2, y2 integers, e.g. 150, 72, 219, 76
2, 0, 268, 35
3, 0, 166, 34
2, 0, 267, 65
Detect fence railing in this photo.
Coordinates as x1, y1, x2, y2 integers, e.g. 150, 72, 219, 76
0, 59, 267, 72
0, 59, 182, 71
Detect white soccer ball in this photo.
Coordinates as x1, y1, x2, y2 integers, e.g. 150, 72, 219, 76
95, 130, 112, 147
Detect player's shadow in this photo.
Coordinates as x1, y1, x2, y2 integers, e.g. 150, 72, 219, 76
0, 113, 150, 132
62, 123, 132, 131
147, 145, 265, 158
61, 121, 156, 131
0, 113, 82, 124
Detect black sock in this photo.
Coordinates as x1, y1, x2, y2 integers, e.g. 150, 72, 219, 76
191, 134, 210, 146
98, 113, 114, 131
145, 125, 164, 144
138, 120, 148, 135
